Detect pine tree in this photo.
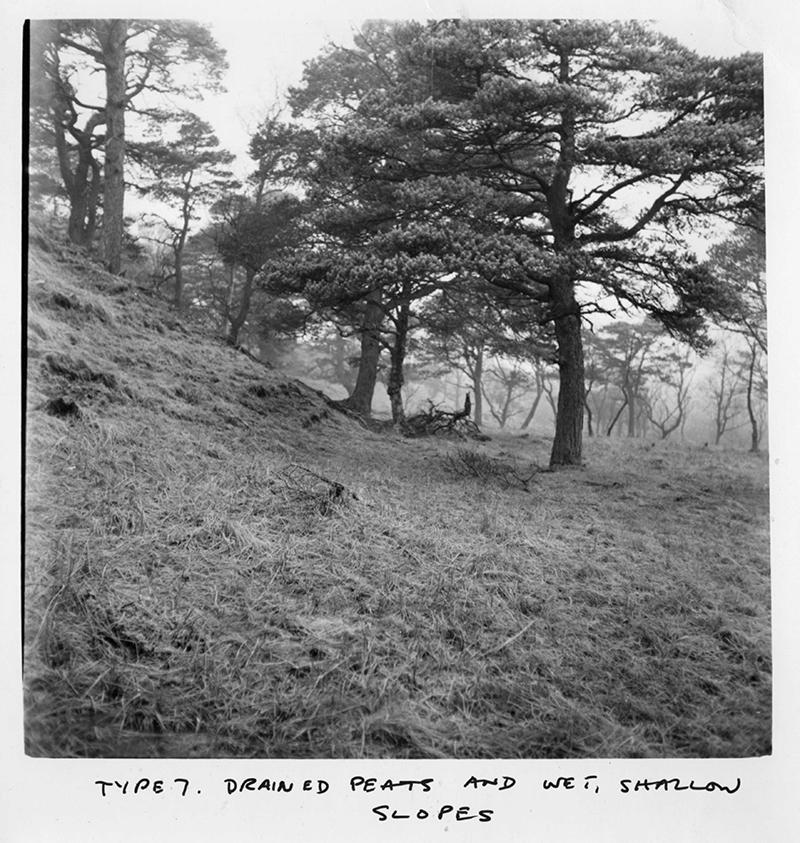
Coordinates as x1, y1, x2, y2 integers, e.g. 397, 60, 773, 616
141, 113, 237, 310
286, 20, 763, 465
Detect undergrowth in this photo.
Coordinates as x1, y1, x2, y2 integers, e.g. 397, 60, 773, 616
24, 241, 771, 758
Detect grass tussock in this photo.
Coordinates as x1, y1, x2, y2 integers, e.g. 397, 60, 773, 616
25, 242, 771, 758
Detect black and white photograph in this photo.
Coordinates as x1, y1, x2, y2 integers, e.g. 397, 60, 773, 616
7, 0, 800, 839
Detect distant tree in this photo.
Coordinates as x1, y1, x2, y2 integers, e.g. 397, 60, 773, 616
541, 368, 559, 430
582, 331, 605, 437
291, 324, 360, 395
482, 359, 532, 429
645, 349, 694, 440
708, 343, 745, 445
595, 320, 662, 437
738, 340, 768, 452
706, 222, 767, 451
141, 113, 236, 310
419, 279, 552, 427
419, 297, 488, 426
519, 358, 558, 432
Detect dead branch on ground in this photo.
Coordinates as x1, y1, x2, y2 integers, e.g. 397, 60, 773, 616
404, 395, 490, 441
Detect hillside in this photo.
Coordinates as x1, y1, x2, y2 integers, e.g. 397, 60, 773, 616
24, 238, 771, 758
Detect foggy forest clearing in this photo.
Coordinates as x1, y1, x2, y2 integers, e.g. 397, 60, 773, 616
25, 240, 771, 758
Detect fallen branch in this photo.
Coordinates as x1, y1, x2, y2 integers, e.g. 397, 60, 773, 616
404, 394, 490, 441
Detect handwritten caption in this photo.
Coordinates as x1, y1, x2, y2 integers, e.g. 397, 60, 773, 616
93, 773, 741, 823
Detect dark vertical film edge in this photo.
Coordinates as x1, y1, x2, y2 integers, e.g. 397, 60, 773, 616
21, 20, 30, 676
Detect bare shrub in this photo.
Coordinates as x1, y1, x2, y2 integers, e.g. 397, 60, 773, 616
273, 463, 360, 515
443, 447, 540, 492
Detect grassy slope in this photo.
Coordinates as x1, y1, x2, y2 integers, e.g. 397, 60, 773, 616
24, 238, 771, 758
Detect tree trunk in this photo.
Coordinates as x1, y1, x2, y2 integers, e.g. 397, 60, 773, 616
520, 388, 543, 430
715, 352, 728, 445
746, 343, 759, 453
546, 47, 583, 467
173, 187, 192, 310
584, 398, 593, 436
85, 157, 101, 243
498, 380, 516, 428
606, 398, 627, 436
595, 382, 610, 434
61, 135, 101, 247
67, 190, 91, 246
387, 302, 410, 425
472, 344, 484, 426
341, 288, 383, 417
98, 20, 127, 274
173, 225, 191, 311
62, 136, 91, 245
227, 267, 256, 345
220, 263, 235, 332
173, 252, 184, 310
50, 42, 104, 248
626, 385, 637, 437
714, 391, 725, 444
333, 333, 355, 393
627, 400, 637, 437
549, 304, 584, 467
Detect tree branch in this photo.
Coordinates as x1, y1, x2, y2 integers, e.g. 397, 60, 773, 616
579, 173, 690, 245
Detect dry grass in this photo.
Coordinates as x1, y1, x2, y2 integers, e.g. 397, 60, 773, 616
24, 239, 771, 758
